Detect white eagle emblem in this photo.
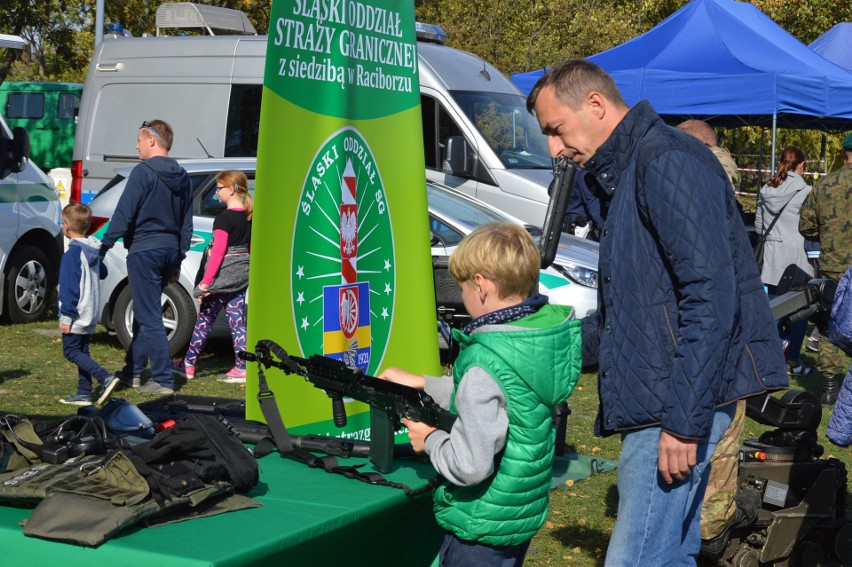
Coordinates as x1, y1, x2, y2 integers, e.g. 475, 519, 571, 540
341, 210, 357, 256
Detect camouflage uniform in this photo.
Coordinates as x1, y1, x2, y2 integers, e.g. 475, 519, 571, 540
701, 146, 745, 541
799, 162, 852, 387
701, 400, 745, 539
711, 146, 741, 190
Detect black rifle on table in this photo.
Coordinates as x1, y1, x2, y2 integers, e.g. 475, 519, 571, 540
238, 340, 455, 473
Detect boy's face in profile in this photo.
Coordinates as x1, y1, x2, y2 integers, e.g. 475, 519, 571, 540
61, 218, 75, 239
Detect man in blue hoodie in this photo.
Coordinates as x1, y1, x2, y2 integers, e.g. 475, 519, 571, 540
100, 119, 192, 394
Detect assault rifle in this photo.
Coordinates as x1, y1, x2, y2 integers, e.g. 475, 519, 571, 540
238, 341, 455, 472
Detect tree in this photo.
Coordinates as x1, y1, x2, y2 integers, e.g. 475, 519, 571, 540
413, 0, 851, 188
5, 0, 849, 185
2, 0, 273, 84
2, 1, 92, 83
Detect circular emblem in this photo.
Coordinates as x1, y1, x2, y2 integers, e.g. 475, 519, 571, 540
291, 127, 395, 373
340, 287, 359, 340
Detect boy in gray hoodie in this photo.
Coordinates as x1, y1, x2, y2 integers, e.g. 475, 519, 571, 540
58, 203, 119, 406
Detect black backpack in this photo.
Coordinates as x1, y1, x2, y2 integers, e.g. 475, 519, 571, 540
131, 414, 258, 494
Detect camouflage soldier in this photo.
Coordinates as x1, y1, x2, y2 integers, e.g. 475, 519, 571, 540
799, 133, 852, 406
676, 119, 740, 189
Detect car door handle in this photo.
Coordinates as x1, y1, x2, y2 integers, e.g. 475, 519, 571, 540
191, 233, 205, 247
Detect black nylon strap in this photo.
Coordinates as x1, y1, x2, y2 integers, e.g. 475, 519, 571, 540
254, 342, 293, 453
759, 195, 795, 241
248, 340, 443, 496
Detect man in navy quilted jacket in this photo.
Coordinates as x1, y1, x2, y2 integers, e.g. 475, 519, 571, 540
527, 59, 788, 566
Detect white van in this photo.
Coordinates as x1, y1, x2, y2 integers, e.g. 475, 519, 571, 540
72, 11, 554, 224
0, 36, 63, 323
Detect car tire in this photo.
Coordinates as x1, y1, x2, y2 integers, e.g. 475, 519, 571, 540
113, 282, 196, 357
4, 245, 53, 324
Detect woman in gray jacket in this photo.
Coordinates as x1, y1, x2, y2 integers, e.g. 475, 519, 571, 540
755, 146, 813, 375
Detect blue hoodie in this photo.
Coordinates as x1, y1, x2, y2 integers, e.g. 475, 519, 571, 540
100, 156, 193, 257
59, 236, 107, 334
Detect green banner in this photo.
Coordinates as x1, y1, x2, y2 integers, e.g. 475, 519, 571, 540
246, 0, 440, 438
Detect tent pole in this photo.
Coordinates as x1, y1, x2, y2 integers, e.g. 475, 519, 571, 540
770, 114, 777, 177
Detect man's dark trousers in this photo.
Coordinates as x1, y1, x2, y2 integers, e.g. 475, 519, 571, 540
125, 248, 179, 389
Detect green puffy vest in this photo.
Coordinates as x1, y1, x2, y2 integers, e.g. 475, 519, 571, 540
434, 305, 581, 546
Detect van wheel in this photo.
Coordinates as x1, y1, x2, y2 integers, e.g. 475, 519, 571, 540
113, 283, 196, 357
4, 245, 52, 324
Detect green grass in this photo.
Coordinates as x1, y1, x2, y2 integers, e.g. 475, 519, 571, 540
0, 319, 242, 419
526, 347, 852, 567
1, 317, 850, 566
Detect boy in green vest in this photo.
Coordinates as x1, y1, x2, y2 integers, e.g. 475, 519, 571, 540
380, 222, 582, 565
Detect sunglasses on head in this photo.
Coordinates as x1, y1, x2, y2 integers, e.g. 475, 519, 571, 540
141, 121, 162, 138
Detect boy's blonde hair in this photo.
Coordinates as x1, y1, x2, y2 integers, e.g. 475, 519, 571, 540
62, 202, 92, 235
449, 223, 540, 299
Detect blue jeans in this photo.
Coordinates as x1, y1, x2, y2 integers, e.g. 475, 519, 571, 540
62, 333, 111, 397
780, 318, 808, 363
605, 405, 735, 567
440, 533, 530, 567
125, 248, 179, 388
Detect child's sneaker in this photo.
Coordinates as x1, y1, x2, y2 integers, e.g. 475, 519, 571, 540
96, 375, 120, 406
216, 367, 246, 384
172, 358, 195, 380
60, 393, 93, 406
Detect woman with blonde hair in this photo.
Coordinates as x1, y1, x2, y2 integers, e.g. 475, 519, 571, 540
173, 170, 253, 383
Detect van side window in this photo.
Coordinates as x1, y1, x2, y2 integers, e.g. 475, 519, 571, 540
57, 93, 79, 120
6, 93, 44, 119
421, 95, 463, 171
225, 85, 262, 158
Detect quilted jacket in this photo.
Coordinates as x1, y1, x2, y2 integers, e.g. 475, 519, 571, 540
827, 267, 852, 446
582, 100, 788, 439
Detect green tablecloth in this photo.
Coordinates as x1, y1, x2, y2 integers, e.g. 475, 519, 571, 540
0, 453, 443, 566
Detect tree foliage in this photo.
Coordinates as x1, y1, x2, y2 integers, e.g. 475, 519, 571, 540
3, 0, 851, 182
1, 0, 272, 84
414, 0, 852, 182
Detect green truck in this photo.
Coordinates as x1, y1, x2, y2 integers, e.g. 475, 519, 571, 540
0, 82, 83, 171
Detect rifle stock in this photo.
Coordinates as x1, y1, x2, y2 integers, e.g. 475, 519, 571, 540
239, 348, 455, 473
540, 157, 576, 269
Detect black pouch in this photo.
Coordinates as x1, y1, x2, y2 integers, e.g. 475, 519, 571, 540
132, 414, 258, 493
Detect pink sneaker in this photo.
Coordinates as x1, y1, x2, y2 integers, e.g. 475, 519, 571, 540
172, 358, 195, 380
217, 367, 246, 384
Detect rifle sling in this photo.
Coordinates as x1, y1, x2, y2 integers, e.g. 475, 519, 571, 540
255, 342, 294, 453
251, 340, 441, 497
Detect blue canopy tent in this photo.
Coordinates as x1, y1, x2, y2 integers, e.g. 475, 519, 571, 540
512, 0, 852, 161
809, 23, 852, 72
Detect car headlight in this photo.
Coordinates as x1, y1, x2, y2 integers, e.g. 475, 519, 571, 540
556, 263, 598, 289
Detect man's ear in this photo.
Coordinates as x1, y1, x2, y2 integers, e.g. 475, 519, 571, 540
143, 132, 157, 149
587, 92, 606, 119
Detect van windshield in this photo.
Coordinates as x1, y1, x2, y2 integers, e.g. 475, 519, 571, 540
450, 91, 551, 170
